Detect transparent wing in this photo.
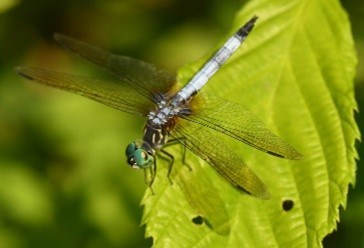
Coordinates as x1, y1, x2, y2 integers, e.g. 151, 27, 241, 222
54, 33, 177, 99
171, 118, 270, 199
186, 93, 303, 160
175, 165, 230, 235
15, 66, 152, 116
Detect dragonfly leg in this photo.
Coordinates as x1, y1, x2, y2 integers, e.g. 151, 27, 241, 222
143, 161, 156, 194
165, 138, 192, 171
159, 149, 174, 185
180, 143, 192, 171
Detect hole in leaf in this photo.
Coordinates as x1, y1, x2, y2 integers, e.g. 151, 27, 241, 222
191, 215, 204, 225
282, 199, 294, 211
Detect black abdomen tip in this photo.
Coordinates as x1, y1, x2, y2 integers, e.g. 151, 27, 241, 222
236, 15, 259, 38
14, 67, 35, 81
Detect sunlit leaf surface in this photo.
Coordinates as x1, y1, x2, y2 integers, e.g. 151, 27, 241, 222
142, 0, 358, 247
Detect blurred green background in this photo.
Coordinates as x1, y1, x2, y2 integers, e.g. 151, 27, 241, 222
0, 0, 362, 247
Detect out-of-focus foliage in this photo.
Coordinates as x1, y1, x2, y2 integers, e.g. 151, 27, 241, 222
0, 0, 362, 247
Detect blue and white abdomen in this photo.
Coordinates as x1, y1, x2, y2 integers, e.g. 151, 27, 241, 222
175, 16, 258, 103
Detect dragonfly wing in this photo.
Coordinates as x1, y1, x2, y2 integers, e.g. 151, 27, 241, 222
15, 66, 152, 116
185, 93, 303, 160
171, 118, 270, 199
175, 165, 230, 235
54, 33, 177, 98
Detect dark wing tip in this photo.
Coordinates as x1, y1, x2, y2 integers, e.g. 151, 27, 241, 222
267, 151, 285, 158
14, 66, 35, 81
236, 185, 271, 200
267, 147, 304, 160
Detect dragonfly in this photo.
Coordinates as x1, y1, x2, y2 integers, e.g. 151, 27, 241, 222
15, 16, 303, 199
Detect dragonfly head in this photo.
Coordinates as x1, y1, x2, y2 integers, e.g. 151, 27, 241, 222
125, 140, 155, 169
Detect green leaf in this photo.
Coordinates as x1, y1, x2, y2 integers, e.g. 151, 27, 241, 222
141, 0, 359, 247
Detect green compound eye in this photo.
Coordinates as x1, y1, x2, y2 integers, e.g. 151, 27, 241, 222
125, 141, 155, 169
134, 149, 154, 169
125, 143, 136, 158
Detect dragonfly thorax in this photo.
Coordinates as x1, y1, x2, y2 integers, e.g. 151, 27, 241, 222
148, 94, 189, 126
